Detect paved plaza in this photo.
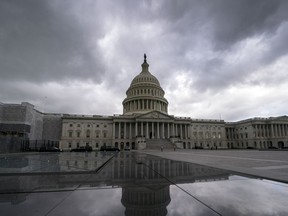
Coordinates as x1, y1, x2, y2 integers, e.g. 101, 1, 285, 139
143, 149, 288, 183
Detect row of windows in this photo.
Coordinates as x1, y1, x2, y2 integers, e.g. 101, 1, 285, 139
67, 141, 135, 149
192, 126, 222, 130
193, 142, 222, 147
227, 133, 249, 139
193, 132, 222, 139
69, 123, 107, 128
227, 127, 248, 131
128, 88, 163, 97
68, 142, 105, 148
68, 130, 107, 138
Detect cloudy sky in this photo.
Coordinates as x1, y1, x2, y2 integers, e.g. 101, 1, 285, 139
1, 0, 288, 121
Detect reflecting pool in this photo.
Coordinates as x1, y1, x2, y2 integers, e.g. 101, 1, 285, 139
0, 151, 287, 216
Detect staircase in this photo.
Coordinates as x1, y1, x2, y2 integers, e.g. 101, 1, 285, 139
145, 139, 174, 150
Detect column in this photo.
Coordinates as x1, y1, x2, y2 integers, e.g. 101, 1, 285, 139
113, 122, 115, 139
275, 124, 278, 137
135, 122, 138, 137
180, 124, 183, 139
261, 125, 263, 137
184, 124, 187, 139
271, 124, 274, 137
129, 123, 132, 139
162, 122, 165, 138
124, 122, 127, 139
167, 123, 170, 138
157, 122, 160, 139
129, 101, 131, 111
118, 122, 121, 139
146, 122, 149, 138
152, 122, 154, 139
141, 122, 143, 137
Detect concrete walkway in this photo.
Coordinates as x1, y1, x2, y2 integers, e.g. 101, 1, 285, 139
142, 149, 288, 183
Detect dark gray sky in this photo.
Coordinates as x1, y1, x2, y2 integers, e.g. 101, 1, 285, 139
1, 0, 288, 121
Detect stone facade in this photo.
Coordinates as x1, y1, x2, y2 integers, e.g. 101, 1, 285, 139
1, 55, 288, 151
0, 102, 62, 152
226, 116, 288, 149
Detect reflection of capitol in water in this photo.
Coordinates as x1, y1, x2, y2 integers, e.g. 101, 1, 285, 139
113, 152, 228, 216
0, 152, 229, 215
122, 185, 171, 216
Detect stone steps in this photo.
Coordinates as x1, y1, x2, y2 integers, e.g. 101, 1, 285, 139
146, 139, 174, 150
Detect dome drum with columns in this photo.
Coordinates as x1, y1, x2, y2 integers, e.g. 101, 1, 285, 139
122, 54, 168, 115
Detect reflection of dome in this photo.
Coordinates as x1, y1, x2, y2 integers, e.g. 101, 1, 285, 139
121, 185, 171, 216
122, 54, 168, 115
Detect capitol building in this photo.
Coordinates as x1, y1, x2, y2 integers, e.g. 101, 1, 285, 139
0, 55, 288, 152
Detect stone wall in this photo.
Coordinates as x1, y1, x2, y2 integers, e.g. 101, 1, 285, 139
1, 105, 27, 122
42, 114, 62, 141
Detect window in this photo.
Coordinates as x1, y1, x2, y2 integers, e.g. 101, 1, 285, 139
69, 124, 73, 127
69, 131, 73, 138
104, 125, 107, 128
87, 124, 90, 127
77, 131, 81, 138
96, 143, 99, 148
77, 143, 80, 148
86, 130, 90, 138
96, 125, 99, 127
96, 130, 100, 138
103, 132, 107, 138
68, 143, 72, 148
77, 124, 80, 127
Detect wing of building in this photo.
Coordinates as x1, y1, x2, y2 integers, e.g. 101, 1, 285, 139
1, 55, 288, 152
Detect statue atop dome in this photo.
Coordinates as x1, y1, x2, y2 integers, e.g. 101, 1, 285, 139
144, 53, 147, 62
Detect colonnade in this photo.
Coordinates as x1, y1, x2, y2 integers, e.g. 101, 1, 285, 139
123, 99, 168, 113
113, 121, 191, 140
255, 124, 288, 138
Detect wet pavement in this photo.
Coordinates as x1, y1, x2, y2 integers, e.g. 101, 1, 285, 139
0, 151, 288, 216
143, 149, 288, 183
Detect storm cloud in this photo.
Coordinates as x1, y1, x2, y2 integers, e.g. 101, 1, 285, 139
1, 0, 288, 121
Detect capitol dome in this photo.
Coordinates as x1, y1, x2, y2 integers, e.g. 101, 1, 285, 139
122, 54, 168, 115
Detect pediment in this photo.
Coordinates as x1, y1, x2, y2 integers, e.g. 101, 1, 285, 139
137, 111, 173, 120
